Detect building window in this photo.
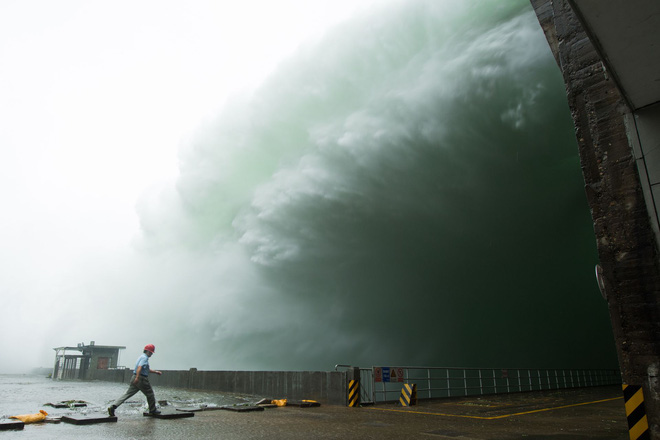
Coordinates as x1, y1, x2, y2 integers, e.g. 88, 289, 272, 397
97, 357, 109, 370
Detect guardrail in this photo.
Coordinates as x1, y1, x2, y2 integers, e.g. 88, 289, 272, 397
361, 367, 621, 404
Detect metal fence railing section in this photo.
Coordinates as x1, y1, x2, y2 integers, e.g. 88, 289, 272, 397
358, 367, 621, 404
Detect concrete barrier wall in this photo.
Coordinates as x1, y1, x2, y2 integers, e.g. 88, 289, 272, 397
93, 367, 128, 383
92, 368, 348, 405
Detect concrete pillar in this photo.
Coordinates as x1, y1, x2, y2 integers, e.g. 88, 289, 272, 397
530, 0, 660, 436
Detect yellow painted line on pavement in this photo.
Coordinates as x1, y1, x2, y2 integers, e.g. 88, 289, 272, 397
370, 396, 623, 420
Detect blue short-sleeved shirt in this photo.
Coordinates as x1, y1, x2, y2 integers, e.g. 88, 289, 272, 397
134, 354, 150, 377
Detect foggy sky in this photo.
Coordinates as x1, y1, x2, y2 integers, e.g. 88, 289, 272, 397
0, 0, 618, 373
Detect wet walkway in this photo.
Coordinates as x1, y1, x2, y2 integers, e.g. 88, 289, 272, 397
4, 385, 628, 439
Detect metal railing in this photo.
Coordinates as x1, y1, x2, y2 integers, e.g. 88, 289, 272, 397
365, 367, 621, 404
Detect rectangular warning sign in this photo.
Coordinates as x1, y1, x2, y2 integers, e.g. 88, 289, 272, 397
391, 367, 404, 382
374, 367, 404, 382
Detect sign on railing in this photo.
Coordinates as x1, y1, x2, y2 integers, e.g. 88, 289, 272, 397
374, 367, 404, 383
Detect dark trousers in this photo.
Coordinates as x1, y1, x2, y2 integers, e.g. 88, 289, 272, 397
112, 375, 157, 412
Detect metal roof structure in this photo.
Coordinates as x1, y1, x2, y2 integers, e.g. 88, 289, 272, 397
53, 344, 126, 352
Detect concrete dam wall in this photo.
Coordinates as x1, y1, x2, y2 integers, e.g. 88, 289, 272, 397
92, 368, 348, 406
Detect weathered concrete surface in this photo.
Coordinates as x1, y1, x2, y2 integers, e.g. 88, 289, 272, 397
531, 0, 660, 436
4, 386, 627, 439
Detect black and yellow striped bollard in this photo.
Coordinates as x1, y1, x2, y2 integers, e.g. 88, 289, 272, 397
399, 383, 417, 407
348, 380, 360, 407
622, 384, 649, 440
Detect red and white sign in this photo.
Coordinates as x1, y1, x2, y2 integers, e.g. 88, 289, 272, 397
374, 367, 383, 383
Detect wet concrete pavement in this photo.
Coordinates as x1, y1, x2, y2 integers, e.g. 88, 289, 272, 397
4, 385, 628, 439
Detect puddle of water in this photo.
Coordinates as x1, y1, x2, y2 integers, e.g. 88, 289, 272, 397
0, 374, 254, 418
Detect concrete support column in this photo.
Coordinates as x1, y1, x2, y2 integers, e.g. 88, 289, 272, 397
531, 0, 660, 437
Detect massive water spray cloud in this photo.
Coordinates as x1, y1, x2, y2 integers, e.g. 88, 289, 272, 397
1, 0, 617, 372
125, 0, 617, 370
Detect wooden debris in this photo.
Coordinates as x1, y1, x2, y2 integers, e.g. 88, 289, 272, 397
143, 410, 194, 419
61, 414, 117, 425
0, 420, 24, 431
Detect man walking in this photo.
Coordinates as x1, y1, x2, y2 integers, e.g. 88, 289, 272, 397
108, 344, 162, 416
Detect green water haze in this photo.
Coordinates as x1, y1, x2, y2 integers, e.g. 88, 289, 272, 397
2, 0, 615, 373
127, 0, 617, 371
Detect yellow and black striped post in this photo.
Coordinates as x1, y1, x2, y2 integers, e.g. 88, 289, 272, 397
348, 380, 360, 407
622, 384, 649, 440
399, 383, 417, 407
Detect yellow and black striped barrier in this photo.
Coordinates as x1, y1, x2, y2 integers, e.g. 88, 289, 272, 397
622, 384, 649, 440
400, 383, 417, 407
348, 380, 360, 407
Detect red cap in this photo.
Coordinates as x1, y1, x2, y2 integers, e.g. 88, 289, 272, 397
144, 344, 155, 354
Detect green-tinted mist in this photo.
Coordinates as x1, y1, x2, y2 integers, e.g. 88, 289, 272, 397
135, 0, 618, 370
